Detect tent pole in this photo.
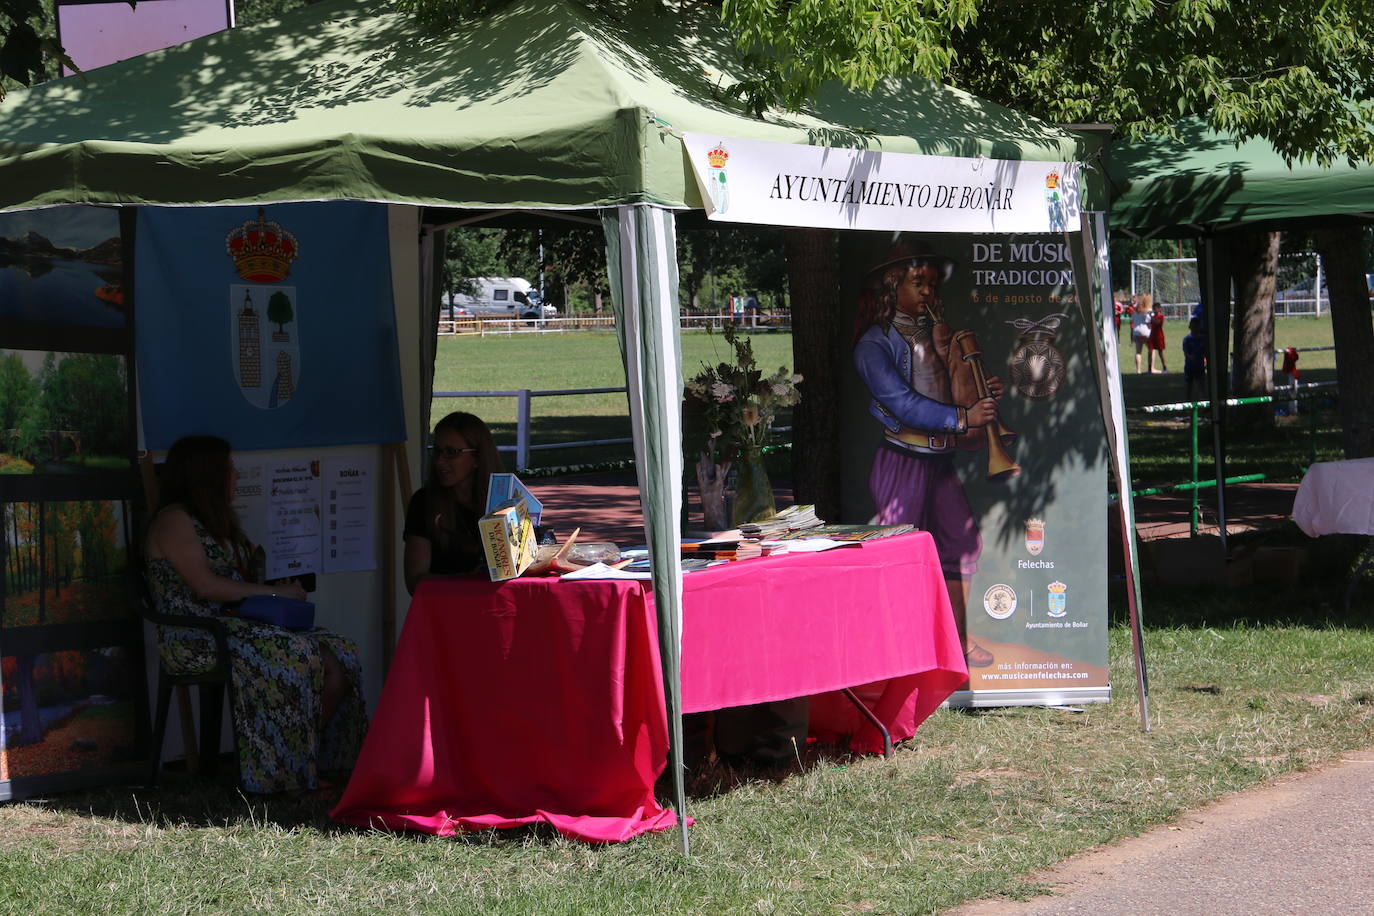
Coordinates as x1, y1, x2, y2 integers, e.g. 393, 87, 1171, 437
1076, 211, 1151, 731
1197, 234, 1230, 552
601, 203, 689, 854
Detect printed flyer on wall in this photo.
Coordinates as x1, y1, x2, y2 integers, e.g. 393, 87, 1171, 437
266, 460, 322, 580
321, 455, 376, 574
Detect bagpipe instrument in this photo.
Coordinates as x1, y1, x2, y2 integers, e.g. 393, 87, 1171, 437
951, 329, 1019, 480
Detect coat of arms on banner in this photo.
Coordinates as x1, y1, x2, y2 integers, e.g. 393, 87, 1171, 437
1045, 171, 1066, 231
1025, 517, 1045, 555
705, 142, 730, 213
225, 210, 302, 409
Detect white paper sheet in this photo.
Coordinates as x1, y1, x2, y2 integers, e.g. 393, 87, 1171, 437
322, 454, 376, 573
266, 460, 322, 579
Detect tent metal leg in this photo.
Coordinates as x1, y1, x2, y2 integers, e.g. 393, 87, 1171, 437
840, 688, 893, 759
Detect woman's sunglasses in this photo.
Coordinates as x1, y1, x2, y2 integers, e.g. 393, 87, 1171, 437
430, 446, 477, 459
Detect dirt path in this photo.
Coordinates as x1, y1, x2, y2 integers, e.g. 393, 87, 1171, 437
948, 747, 1374, 915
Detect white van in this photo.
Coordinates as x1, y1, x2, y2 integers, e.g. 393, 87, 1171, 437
446, 277, 557, 320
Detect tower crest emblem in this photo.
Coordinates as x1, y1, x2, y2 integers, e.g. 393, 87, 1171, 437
226, 208, 302, 409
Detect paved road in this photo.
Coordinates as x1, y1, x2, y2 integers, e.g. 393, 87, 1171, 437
948, 748, 1374, 915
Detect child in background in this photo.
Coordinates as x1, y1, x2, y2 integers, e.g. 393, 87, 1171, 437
1130, 294, 1152, 373
1182, 317, 1207, 400
1147, 299, 1168, 372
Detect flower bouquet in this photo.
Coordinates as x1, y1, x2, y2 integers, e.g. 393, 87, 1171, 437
685, 325, 802, 528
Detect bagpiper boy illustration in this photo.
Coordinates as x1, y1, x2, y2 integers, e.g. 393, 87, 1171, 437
852, 240, 1005, 668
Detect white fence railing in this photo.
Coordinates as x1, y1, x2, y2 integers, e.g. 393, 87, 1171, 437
437, 314, 792, 336
1149, 299, 1332, 322
433, 386, 633, 470
434, 384, 793, 471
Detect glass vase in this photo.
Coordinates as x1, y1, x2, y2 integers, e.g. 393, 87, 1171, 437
731, 445, 776, 526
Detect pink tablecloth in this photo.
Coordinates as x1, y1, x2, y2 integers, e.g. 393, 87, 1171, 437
680, 532, 966, 753
333, 532, 965, 842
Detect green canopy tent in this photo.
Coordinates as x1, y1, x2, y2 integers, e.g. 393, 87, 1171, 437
0, 0, 1133, 846
1110, 120, 1374, 238
1108, 120, 1374, 545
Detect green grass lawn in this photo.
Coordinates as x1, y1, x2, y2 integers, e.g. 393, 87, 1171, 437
435, 316, 1343, 484
2, 320, 1370, 913
1118, 315, 1344, 488
3, 585, 1372, 914
431, 329, 797, 470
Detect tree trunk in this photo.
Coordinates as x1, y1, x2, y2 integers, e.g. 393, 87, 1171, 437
1312, 227, 1374, 458
784, 228, 842, 522
1228, 229, 1280, 430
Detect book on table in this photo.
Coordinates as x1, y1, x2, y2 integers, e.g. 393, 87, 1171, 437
479, 497, 538, 581
769, 523, 916, 542
486, 473, 543, 524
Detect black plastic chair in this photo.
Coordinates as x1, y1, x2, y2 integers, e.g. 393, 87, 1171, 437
137, 577, 240, 787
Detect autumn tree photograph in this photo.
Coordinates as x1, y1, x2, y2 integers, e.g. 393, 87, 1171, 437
0, 647, 140, 782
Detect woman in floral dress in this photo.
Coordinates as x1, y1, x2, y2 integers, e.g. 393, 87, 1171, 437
144, 435, 367, 793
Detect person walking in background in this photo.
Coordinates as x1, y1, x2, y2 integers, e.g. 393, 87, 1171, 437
1130, 294, 1152, 373
1182, 316, 1207, 399
1147, 296, 1168, 373
1113, 290, 1128, 337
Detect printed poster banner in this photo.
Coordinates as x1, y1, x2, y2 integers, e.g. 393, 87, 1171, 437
136, 201, 405, 450
682, 133, 1080, 234
837, 231, 1109, 704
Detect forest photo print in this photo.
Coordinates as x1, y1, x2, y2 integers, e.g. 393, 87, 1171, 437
1, 500, 138, 781
0, 350, 130, 475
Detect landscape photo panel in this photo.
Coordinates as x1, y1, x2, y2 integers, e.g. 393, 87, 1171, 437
0, 645, 141, 782
0, 349, 131, 476
0, 206, 126, 329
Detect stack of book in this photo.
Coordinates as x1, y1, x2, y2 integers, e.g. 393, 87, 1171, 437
681, 540, 773, 561
738, 504, 824, 538
771, 523, 916, 542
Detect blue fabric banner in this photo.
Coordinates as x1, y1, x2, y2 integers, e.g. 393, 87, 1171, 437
136, 202, 405, 450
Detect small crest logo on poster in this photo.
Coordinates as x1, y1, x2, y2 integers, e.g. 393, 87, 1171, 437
1025, 517, 1045, 556
983, 583, 1017, 620
1047, 581, 1068, 618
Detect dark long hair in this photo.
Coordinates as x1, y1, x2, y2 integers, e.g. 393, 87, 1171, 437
851, 264, 905, 346
157, 435, 243, 547
422, 412, 504, 551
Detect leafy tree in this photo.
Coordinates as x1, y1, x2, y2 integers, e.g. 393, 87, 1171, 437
678, 226, 786, 314
716, 0, 1374, 486
267, 290, 295, 333
723, 1, 1374, 166
0, 0, 75, 101
0, 352, 36, 433
441, 227, 508, 304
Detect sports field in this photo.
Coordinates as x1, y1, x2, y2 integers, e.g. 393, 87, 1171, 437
435, 316, 1339, 477
432, 328, 797, 469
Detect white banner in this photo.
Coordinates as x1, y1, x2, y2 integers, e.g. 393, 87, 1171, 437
682, 134, 1079, 234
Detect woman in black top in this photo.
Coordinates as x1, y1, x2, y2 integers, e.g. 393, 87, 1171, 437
403, 412, 503, 593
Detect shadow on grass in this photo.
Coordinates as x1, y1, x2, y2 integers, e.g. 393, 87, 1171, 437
1115, 526, 1373, 631
32, 762, 570, 846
